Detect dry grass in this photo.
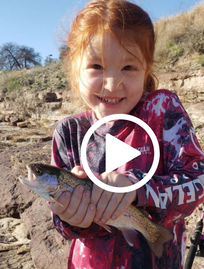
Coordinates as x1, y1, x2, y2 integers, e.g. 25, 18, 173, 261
154, 2, 204, 70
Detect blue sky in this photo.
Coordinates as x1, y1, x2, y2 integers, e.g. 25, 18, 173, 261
0, 0, 203, 63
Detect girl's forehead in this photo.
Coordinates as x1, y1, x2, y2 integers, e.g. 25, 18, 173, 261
85, 33, 143, 60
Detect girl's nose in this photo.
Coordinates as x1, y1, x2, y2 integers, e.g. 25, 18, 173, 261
104, 75, 123, 92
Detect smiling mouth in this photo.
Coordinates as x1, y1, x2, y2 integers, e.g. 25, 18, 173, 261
99, 97, 124, 104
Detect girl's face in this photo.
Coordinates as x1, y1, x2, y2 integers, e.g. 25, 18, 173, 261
78, 33, 147, 119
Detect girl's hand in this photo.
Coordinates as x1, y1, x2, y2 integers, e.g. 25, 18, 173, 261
91, 171, 137, 223
50, 166, 96, 228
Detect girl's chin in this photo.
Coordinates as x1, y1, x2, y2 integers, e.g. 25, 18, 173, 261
95, 109, 129, 120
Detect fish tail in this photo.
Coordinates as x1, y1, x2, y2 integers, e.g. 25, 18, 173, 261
148, 226, 173, 258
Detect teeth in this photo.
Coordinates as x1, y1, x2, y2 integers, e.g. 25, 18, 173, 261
100, 98, 122, 104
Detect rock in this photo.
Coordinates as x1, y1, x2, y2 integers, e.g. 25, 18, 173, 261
28, 120, 38, 127
38, 136, 52, 142
157, 68, 204, 104
0, 141, 69, 268
0, 217, 34, 269
4, 115, 11, 122
21, 198, 69, 269
10, 115, 21, 126
17, 245, 30, 254
17, 121, 30, 128
38, 92, 58, 102
0, 102, 5, 110
28, 79, 35, 85
45, 102, 62, 111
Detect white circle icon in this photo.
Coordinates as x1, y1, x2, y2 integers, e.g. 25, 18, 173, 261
81, 114, 160, 193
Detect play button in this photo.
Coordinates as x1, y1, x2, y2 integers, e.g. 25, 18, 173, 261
81, 113, 160, 193
106, 134, 141, 173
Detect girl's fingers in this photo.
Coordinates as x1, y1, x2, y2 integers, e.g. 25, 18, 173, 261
60, 190, 96, 228
58, 184, 85, 221
76, 203, 96, 228
50, 191, 72, 215
91, 174, 108, 205
95, 172, 137, 222
94, 190, 112, 222
111, 192, 136, 220
92, 173, 116, 222
100, 192, 124, 223
68, 190, 91, 225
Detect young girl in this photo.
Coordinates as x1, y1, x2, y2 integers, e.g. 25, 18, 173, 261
50, 0, 204, 268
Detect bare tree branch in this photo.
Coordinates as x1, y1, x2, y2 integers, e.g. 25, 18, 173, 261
0, 42, 42, 70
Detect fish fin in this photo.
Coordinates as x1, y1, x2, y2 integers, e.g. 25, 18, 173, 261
148, 226, 173, 258
94, 221, 112, 233
49, 195, 64, 207
120, 228, 138, 247
139, 208, 150, 217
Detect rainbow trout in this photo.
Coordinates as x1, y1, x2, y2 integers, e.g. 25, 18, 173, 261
19, 163, 173, 257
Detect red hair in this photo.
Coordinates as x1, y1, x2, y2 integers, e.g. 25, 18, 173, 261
66, 0, 157, 93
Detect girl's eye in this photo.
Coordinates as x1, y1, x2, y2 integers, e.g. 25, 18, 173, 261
122, 65, 137, 71
91, 64, 103, 70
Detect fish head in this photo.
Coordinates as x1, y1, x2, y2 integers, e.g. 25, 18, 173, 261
19, 163, 59, 202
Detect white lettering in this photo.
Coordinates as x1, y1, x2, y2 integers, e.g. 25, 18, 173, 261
158, 192, 168, 209
165, 187, 173, 202
146, 178, 204, 209
182, 181, 195, 203
172, 185, 184, 205
146, 184, 160, 207
193, 179, 204, 200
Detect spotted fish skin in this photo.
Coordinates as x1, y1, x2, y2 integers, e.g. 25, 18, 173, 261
19, 163, 173, 257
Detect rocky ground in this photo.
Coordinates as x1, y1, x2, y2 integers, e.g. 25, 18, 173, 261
0, 66, 204, 268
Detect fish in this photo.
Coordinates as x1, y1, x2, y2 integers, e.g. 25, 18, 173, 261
19, 163, 173, 258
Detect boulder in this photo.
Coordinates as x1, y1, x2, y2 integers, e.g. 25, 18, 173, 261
0, 141, 69, 269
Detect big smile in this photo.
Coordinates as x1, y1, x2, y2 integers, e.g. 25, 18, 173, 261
99, 97, 124, 104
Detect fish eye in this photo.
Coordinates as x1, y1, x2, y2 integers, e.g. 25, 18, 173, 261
35, 167, 42, 176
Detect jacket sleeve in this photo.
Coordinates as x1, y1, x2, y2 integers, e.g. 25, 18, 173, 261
51, 122, 102, 240
125, 93, 204, 225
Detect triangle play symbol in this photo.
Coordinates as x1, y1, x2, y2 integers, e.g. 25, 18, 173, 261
105, 134, 141, 173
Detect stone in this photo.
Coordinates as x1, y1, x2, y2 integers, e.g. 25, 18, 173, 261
21, 198, 69, 269
45, 102, 62, 111
38, 92, 58, 102
0, 141, 69, 268
10, 115, 20, 126
17, 121, 30, 128
0, 217, 34, 268
157, 68, 204, 104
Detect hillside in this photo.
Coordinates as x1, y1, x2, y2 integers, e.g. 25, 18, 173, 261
0, 3, 204, 269
0, 2, 204, 122
154, 2, 204, 71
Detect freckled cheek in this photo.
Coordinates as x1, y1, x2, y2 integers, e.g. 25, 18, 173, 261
126, 76, 145, 91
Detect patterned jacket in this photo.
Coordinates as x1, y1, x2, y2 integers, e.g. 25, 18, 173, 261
51, 89, 204, 269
